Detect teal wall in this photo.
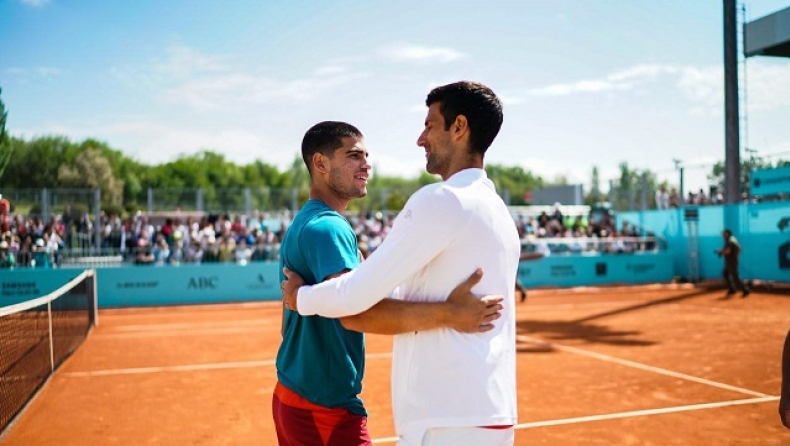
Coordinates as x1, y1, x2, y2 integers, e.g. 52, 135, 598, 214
0, 268, 87, 307
619, 201, 790, 282
517, 251, 674, 288
96, 262, 283, 307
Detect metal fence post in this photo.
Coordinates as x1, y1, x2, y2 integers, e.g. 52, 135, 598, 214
41, 188, 49, 223
244, 188, 252, 218
93, 188, 101, 250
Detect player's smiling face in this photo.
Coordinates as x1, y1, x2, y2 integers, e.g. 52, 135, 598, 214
417, 102, 454, 180
326, 136, 370, 201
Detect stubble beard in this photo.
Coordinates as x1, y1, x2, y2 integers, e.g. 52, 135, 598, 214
328, 169, 367, 202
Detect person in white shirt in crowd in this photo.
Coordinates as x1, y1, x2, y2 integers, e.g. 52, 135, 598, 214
282, 81, 520, 446
655, 185, 670, 209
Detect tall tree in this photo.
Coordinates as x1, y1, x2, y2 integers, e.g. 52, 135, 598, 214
586, 166, 604, 205
58, 149, 124, 204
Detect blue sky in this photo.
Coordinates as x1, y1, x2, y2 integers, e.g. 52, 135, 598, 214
2, 0, 789, 195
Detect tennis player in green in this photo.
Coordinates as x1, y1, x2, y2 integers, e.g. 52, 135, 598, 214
273, 121, 503, 445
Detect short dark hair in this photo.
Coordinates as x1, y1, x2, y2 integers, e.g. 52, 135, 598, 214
425, 81, 503, 155
301, 121, 363, 175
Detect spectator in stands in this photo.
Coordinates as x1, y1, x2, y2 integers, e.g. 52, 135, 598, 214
669, 188, 680, 208
655, 185, 670, 209
0, 240, 14, 268
537, 210, 549, 230
695, 188, 708, 205
185, 238, 204, 263
170, 231, 184, 265
32, 238, 51, 268
152, 235, 171, 266
250, 234, 271, 262
15, 234, 32, 267
711, 188, 724, 204
234, 238, 252, 265
551, 202, 564, 225
160, 218, 175, 247
217, 233, 236, 263
134, 238, 155, 265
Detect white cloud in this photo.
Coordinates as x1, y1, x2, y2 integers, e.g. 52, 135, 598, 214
155, 45, 229, 79
19, 0, 50, 7
112, 45, 372, 112
529, 64, 678, 98
675, 66, 722, 115
743, 60, 790, 111
378, 44, 467, 64
36, 67, 61, 77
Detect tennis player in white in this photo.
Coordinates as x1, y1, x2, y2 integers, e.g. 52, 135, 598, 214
283, 81, 520, 446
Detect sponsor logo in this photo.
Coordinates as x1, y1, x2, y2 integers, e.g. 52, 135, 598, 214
188, 276, 218, 289
116, 281, 159, 289
626, 263, 655, 274
551, 265, 577, 277
1, 281, 41, 297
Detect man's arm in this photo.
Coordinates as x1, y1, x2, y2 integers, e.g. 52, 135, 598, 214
283, 267, 504, 335
780, 328, 790, 429
286, 190, 466, 317
339, 269, 502, 334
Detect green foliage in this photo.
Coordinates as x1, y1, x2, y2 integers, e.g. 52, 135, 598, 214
586, 166, 604, 206
0, 87, 12, 180
58, 149, 125, 204
708, 150, 776, 196
102, 203, 126, 218
608, 162, 659, 210
485, 163, 544, 205
18, 132, 786, 213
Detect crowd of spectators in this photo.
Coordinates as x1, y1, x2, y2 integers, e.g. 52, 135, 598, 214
514, 203, 659, 256
0, 198, 664, 270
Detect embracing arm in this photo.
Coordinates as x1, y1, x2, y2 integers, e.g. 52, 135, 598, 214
338, 269, 502, 335
288, 191, 464, 318
283, 267, 503, 335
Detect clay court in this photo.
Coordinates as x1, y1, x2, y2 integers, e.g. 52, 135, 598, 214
1, 283, 787, 445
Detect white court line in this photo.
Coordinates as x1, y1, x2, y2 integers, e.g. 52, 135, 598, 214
370, 396, 780, 444
94, 326, 273, 339
104, 319, 276, 332
62, 352, 393, 377
513, 396, 779, 429
519, 335, 770, 398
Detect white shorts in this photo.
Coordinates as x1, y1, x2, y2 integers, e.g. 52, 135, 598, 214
396, 426, 514, 446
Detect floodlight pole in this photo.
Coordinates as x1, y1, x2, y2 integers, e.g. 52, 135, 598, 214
723, 0, 741, 204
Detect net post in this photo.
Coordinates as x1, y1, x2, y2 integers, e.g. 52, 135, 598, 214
47, 300, 55, 372
89, 269, 98, 327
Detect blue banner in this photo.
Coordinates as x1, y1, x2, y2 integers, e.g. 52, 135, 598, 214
751, 166, 790, 197
96, 262, 282, 308
0, 269, 87, 307
517, 252, 675, 288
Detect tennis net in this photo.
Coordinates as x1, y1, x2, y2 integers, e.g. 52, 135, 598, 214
0, 269, 97, 434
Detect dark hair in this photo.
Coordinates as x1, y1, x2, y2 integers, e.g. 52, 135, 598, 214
301, 121, 363, 175
425, 81, 503, 155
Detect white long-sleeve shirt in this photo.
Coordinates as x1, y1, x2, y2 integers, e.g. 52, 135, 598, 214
296, 168, 521, 436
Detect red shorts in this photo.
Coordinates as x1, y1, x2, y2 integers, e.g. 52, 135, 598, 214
272, 382, 372, 446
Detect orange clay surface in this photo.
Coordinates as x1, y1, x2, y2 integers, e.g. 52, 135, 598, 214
1, 284, 788, 445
